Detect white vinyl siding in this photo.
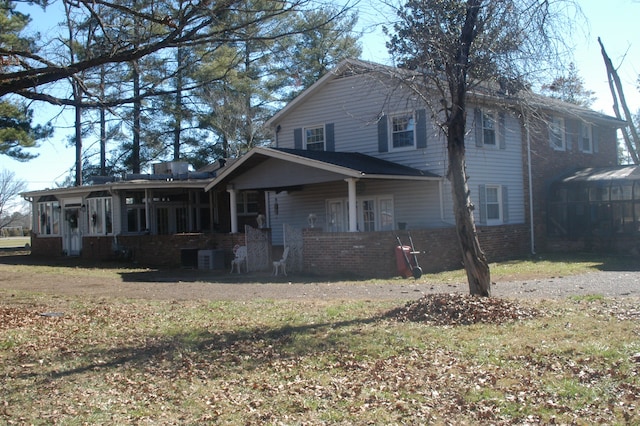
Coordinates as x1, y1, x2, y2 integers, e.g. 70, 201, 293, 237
267, 180, 445, 244
277, 76, 439, 171
468, 110, 524, 225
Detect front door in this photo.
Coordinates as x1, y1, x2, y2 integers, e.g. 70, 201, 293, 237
63, 207, 82, 256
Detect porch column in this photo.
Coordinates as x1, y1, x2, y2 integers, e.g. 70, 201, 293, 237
227, 185, 238, 233
144, 188, 151, 232
346, 177, 358, 232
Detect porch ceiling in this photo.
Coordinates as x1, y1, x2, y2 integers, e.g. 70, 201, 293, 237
205, 147, 441, 192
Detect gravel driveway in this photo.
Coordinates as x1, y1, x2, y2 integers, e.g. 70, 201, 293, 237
1, 252, 639, 301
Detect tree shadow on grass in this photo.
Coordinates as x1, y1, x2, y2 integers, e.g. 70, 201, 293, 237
14, 312, 388, 387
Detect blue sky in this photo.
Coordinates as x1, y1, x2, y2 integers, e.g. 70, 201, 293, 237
5, 0, 640, 192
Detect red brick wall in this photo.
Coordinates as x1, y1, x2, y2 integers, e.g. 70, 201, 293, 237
302, 224, 531, 278
524, 117, 619, 252
30, 234, 62, 258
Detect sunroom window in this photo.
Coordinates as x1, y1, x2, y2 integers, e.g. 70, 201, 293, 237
86, 192, 113, 235
37, 197, 60, 235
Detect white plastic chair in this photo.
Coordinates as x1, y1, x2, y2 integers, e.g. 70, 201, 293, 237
230, 245, 247, 273
272, 246, 290, 276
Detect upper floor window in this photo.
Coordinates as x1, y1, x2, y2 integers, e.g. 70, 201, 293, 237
580, 123, 593, 153
481, 110, 497, 146
549, 117, 566, 151
390, 112, 415, 150
305, 125, 325, 151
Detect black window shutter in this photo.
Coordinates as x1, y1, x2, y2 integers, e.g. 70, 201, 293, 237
499, 112, 506, 149
378, 114, 388, 152
416, 109, 427, 149
325, 123, 335, 151
474, 108, 483, 147
294, 128, 302, 149
478, 184, 486, 224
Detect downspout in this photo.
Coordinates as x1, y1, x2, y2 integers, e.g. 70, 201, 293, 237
525, 113, 536, 255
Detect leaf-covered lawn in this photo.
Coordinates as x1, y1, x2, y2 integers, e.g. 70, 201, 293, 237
1, 294, 639, 424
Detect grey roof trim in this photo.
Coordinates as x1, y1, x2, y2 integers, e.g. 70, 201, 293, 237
22, 179, 209, 199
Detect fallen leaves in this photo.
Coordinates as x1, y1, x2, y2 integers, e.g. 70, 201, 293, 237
385, 293, 540, 325
1, 295, 639, 424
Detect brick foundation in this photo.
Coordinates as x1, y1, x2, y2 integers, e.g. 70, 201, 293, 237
302, 224, 531, 278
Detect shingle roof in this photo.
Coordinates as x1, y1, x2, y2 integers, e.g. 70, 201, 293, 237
559, 165, 640, 183
272, 148, 439, 178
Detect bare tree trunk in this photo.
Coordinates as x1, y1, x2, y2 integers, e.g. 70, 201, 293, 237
445, 0, 491, 297
447, 111, 491, 297
598, 37, 640, 164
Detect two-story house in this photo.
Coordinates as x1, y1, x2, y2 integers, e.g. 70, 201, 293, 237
23, 59, 626, 276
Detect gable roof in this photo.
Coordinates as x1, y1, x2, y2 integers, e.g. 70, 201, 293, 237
265, 58, 623, 129
204, 147, 440, 192
264, 58, 387, 128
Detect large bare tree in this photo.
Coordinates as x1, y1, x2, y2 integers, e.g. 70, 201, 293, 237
386, 0, 578, 296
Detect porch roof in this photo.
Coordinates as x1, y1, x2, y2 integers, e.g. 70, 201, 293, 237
22, 178, 210, 200
204, 147, 440, 192
558, 165, 640, 184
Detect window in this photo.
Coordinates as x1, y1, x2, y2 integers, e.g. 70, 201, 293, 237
237, 191, 259, 215
305, 125, 325, 151
37, 199, 60, 235
362, 200, 375, 232
549, 117, 566, 150
326, 196, 394, 232
580, 123, 593, 153
479, 185, 506, 225
390, 112, 415, 149
86, 196, 113, 235
485, 186, 501, 222
125, 192, 147, 233
481, 111, 496, 146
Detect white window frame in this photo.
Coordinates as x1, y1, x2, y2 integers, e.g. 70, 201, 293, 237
580, 123, 593, 153
389, 112, 416, 151
481, 110, 497, 147
304, 124, 325, 151
549, 116, 566, 151
485, 185, 503, 225
326, 195, 395, 232
237, 191, 259, 216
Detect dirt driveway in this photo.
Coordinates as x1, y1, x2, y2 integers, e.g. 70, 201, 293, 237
1, 252, 639, 301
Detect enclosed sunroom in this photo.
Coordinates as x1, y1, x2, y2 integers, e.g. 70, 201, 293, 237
548, 166, 640, 242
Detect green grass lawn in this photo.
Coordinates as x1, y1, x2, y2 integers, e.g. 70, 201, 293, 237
0, 236, 30, 248
1, 290, 638, 424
